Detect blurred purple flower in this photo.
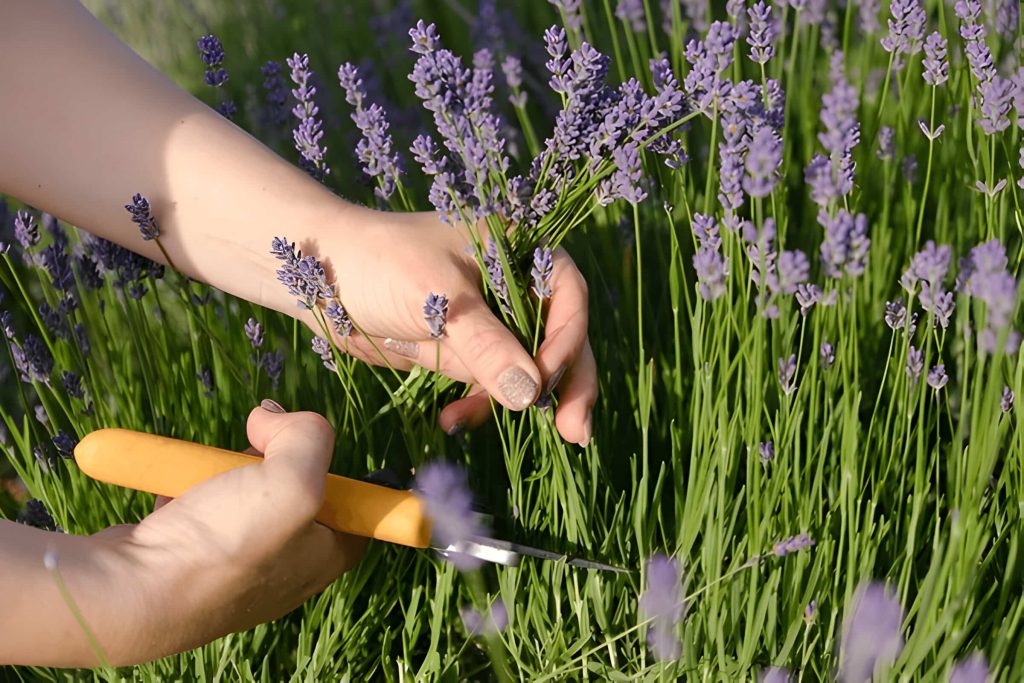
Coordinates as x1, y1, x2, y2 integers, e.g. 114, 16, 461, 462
759, 440, 775, 463
501, 56, 527, 108
531, 247, 554, 299
61, 371, 83, 399
777, 250, 810, 295
416, 461, 487, 570
885, 299, 907, 330
902, 241, 951, 292
997, 0, 1020, 39
819, 209, 870, 279
859, 0, 881, 34
1002, 385, 1015, 413
423, 292, 449, 339
639, 553, 685, 662
694, 246, 728, 301
907, 346, 924, 380
927, 364, 948, 390
460, 599, 509, 636
549, 0, 583, 32
34, 404, 48, 426
124, 193, 160, 241
949, 652, 989, 683
744, 124, 782, 198
804, 600, 818, 624
338, 62, 403, 200
12, 335, 52, 384
877, 126, 894, 161
196, 366, 214, 397
52, 431, 78, 458
796, 283, 822, 315
615, 0, 646, 32
902, 155, 918, 184
840, 582, 903, 683
821, 341, 836, 368
881, 0, 926, 56
260, 61, 290, 128
760, 668, 790, 683
262, 350, 285, 389
922, 32, 949, 86
0, 310, 13, 339
244, 317, 264, 349
778, 354, 797, 395
772, 533, 815, 557
287, 53, 330, 180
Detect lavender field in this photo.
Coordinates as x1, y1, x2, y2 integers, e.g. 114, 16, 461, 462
1, 0, 1022, 679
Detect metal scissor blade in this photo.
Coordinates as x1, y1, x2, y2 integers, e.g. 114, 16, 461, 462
436, 535, 631, 574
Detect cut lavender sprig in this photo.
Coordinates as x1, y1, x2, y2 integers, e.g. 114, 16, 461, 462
639, 554, 684, 662
423, 292, 449, 339
325, 300, 353, 338
124, 193, 160, 241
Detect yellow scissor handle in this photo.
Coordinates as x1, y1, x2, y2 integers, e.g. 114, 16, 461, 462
74, 428, 432, 549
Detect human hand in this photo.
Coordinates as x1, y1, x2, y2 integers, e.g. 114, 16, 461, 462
84, 402, 364, 665
298, 209, 597, 446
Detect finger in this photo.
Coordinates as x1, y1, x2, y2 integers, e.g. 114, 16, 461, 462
443, 295, 541, 411
438, 385, 492, 434
371, 336, 475, 384
554, 339, 597, 446
245, 401, 335, 514
534, 248, 589, 389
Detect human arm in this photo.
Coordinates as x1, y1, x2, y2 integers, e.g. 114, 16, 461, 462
0, 403, 364, 667
0, 0, 596, 443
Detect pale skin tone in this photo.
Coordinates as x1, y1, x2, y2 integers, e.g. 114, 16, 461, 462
0, 0, 597, 667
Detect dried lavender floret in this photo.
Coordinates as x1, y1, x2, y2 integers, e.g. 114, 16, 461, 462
14, 210, 38, 250
423, 292, 449, 339
778, 354, 797, 395
287, 53, 330, 180
311, 335, 336, 371
338, 62, 403, 200
840, 583, 904, 683
821, 341, 836, 368
1002, 385, 1015, 413
12, 334, 52, 384
531, 247, 554, 299
639, 554, 684, 661
415, 460, 487, 570
124, 193, 160, 241
906, 346, 924, 379
922, 32, 949, 86
927, 364, 949, 390
325, 300, 353, 337
746, 2, 776, 65
759, 441, 775, 463
244, 317, 264, 349
772, 533, 815, 557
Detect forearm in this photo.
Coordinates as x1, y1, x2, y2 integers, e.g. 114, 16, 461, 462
0, 520, 141, 667
0, 0, 374, 317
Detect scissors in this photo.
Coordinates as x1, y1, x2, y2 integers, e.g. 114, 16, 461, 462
74, 429, 627, 574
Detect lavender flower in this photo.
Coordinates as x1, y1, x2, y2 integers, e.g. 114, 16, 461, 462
325, 300, 353, 337
804, 600, 818, 624
12, 335, 52, 384
777, 251, 810, 295
61, 371, 83, 399
1002, 385, 1015, 413
52, 431, 78, 458
902, 241, 952, 292
34, 404, 48, 426
460, 599, 509, 636
483, 238, 512, 315
927, 364, 948, 390
747, 2, 776, 64
759, 440, 775, 464
260, 61, 290, 128
996, 0, 1021, 39
415, 461, 487, 571
262, 350, 285, 389
796, 283, 822, 315
819, 210, 870, 279
287, 53, 330, 179
0, 310, 13, 339
907, 346, 924, 380
14, 210, 38, 250
531, 247, 554, 299
880, 0, 926, 56
772, 533, 815, 557
338, 62, 403, 200
196, 34, 228, 87
271, 236, 333, 308
311, 335, 336, 371
124, 193, 160, 241
639, 554, 684, 662
961, 240, 1019, 352
744, 124, 782, 198
502, 56, 527, 108
549, 0, 583, 32
778, 354, 797, 395
693, 246, 729, 301
840, 582, 904, 683
423, 292, 449, 339
244, 317, 264, 349
615, 0, 647, 32
949, 653, 989, 683
821, 341, 836, 368
976, 76, 1014, 135
877, 126, 894, 161
16, 499, 58, 532
902, 155, 918, 183
922, 32, 949, 86
859, 0, 881, 34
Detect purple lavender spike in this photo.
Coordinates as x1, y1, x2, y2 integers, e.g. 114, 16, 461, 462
639, 554, 684, 661
415, 461, 487, 571
840, 583, 903, 683
423, 292, 449, 339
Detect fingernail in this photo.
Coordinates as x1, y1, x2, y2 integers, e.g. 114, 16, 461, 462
543, 365, 567, 397
497, 366, 538, 410
446, 420, 465, 437
384, 338, 420, 359
260, 398, 286, 414
578, 416, 592, 447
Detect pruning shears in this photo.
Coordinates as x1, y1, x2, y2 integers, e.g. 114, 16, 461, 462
74, 429, 627, 574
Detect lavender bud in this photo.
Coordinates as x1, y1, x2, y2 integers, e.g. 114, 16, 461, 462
639, 554, 685, 661
759, 440, 775, 463
927, 364, 948, 391
423, 292, 449, 339
124, 193, 160, 241
244, 317, 264, 349
772, 533, 815, 557
880, 0, 926, 56
311, 335, 336, 371
1002, 385, 1015, 413
820, 341, 836, 369
906, 346, 924, 380
778, 354, 797, 395
804, 600, 818, 625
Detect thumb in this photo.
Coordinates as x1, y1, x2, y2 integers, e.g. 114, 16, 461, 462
443, 300, 541, 411
246, 400, 335, 504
